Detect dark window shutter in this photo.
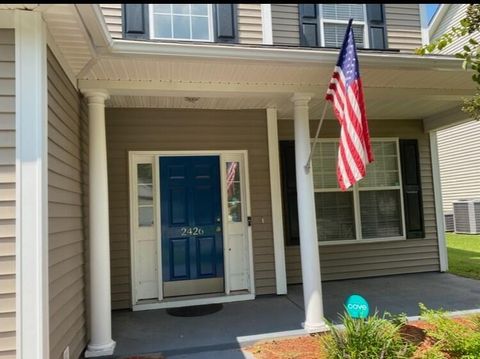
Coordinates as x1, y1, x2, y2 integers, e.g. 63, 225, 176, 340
123, 4, 149, 40
366, 4, 387, 49
399, 139, 425, 239
280, 141, 300, 246
214, 4, 237, 43
299, 4, 319, 47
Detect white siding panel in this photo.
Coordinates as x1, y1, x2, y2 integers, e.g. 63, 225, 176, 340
100, 4, 123, 39
437, 120, 480, 212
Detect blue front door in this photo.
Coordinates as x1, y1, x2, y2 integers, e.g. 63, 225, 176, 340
160, 156, 224, 297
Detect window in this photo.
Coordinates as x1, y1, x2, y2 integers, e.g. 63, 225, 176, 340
137, 163, 154, 227
320, 4, 368, 48
312, 139, 405, 243
226, 161, 242, 222
150, 4, 213, 41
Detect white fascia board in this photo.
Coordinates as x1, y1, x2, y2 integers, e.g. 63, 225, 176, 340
75, 3, 113, 49
109, 39, 462, 71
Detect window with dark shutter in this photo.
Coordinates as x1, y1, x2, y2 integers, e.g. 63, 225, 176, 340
399, 139, 425, 239
280, 141, 300, 246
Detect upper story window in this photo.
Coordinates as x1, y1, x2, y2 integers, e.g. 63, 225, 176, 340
321, 4, 367, 48
150, 4, 213, 41
299, 4, 387, 49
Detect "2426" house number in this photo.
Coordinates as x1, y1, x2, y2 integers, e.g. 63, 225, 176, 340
180, 227, 205, 236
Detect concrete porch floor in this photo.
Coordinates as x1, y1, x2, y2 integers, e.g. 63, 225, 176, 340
109, 273, 480, 358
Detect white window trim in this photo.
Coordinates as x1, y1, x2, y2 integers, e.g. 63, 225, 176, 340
318, 4, 370, 49
149, 4, 214, 42
312, 137, 406, 246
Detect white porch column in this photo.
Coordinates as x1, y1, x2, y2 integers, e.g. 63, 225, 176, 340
430, 131, 448, 272
291, 93, 326, 332
83, 90, 116, 357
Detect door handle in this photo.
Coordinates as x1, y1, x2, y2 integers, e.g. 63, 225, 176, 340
247, 216, 252, 227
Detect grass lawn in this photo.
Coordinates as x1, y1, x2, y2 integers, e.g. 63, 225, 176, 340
446, 232, 480, 279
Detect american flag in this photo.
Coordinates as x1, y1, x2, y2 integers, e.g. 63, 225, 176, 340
325, 19, 373, 191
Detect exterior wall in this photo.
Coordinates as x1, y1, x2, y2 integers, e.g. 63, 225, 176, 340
0, 28, 16, 359
47, 48, 88, 359
384, 4, 422, 51
271, 4, 300, 46
100, 4, 263, 44
431, 4, 480, 55
100, 4, 122, 39
278, 119, 440, 283
105, 108, 275, 309
437, 121, 480, 212
237, 3, 263, 44
271, 4, 423, 51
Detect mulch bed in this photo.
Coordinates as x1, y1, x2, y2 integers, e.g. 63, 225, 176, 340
245, 317, 476, 359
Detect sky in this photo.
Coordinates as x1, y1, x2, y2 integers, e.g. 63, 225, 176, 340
426, 4, 440, 24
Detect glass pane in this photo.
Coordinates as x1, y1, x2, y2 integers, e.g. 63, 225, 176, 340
312, 142, 340, 190
154, 14, 172, 38
138, 184, 153, 205
226, 162, 240, 182
139, 206, 154, 227
191, 4, 208, 15
322, 4, 365, 21
173, 15, 190, 39
359, 141, 399, 187
192, 16, 209, 40
228, 201, 242, 222
137, 164, 152, 184
172, 4, 189, 15
324, 23, 364, 48
315, 192, 356, 241
153, 4, 171, 13
360, 190, 403, 239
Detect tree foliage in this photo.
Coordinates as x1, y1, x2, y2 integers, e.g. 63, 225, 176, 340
416, 4, 480, 120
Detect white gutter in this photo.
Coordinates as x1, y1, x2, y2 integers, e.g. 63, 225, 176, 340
108, 39, 462, 71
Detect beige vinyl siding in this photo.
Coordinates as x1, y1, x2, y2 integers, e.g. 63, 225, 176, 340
47, 48, 87, 359
100, 4, 122, 39
431, 4, 480, 55
278, 119, 439, 284
384, 4, 422, 52
106, 108, 275, 309
237, 3, 263, 44
271, 4, 300, 46
0, 29, 16, 359
437, 121, 480, 212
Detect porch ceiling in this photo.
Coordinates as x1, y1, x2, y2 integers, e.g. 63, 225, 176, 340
79, 56, 474, 122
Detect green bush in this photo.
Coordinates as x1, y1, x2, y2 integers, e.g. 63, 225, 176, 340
419, 303, 480, 358
322, 311, 415, 359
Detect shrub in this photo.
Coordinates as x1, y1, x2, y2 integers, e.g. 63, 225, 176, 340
419, 303, 480, 358
322, 311, 415, 359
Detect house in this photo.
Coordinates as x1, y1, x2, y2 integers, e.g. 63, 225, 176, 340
0, 3, 474, 358
429, 4, 480, 216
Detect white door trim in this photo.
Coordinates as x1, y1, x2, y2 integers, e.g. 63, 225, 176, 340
15, 11, 49, 359
266, 108, 287, 294
129, 150, 255, 309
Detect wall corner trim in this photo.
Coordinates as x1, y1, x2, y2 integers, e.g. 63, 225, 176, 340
14, 10, 50, 359
261, 4, 273, 45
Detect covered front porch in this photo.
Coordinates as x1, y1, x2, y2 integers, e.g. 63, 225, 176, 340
111, 272, 480, 357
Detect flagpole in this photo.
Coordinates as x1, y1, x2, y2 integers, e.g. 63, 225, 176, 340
304, 101, 329, 173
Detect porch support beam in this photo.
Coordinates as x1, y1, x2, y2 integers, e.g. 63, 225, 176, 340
266, 108, 287, 295
83, 90, 116, 357
78, 79, 472, 101
429, 131, 448, 272
291, 93, 326, 332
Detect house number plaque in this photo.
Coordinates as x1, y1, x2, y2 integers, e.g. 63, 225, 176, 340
180, 227, 205, 236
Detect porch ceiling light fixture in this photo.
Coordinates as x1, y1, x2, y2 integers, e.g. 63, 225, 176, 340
184, 96, 200, 103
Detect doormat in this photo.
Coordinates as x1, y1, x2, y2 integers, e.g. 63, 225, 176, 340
166, 303, 223, 317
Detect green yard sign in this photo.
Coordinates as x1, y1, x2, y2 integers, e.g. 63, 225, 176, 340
345, 294, 369, 319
